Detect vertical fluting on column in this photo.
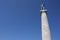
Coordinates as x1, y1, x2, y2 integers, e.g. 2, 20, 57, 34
40, 4, 51, 40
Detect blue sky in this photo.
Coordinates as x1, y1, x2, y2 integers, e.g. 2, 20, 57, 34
0, 0, 60, 40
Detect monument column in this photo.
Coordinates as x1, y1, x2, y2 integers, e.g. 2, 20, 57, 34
40, 4, 51, 40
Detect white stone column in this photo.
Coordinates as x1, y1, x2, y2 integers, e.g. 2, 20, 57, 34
41, 10, 51, 40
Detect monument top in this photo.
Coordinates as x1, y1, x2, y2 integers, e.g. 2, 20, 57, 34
41, 3, 45, 10
40, 2, 47, 13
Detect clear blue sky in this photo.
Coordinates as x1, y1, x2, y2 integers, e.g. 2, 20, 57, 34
0, 0, 60, 40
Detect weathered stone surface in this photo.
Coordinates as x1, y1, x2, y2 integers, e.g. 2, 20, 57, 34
41, 12, 51, 40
